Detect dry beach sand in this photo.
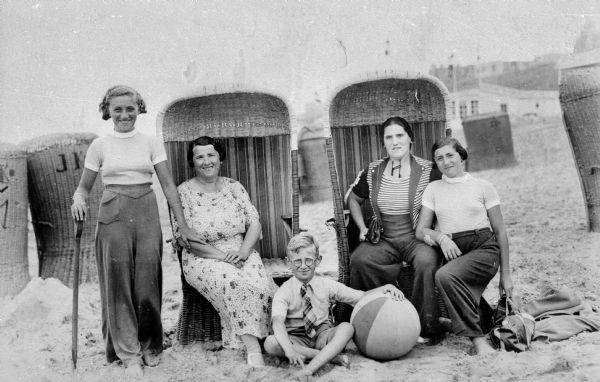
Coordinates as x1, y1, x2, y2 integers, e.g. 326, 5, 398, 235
2, 117, 600, 381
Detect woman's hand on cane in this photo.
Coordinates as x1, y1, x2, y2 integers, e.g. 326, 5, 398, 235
71, 192, 87, 221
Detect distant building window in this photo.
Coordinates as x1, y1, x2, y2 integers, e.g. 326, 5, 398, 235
459, 102, 468, 118
500, 103, 508, 113
471, 100, 479, 115
451, 101, 456, 117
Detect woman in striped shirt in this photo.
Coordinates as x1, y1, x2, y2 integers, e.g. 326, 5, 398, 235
347, 116, 444, 342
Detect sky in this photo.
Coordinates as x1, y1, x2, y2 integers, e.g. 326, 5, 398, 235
1, 0, 599, 143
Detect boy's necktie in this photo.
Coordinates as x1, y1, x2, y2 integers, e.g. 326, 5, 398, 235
300, 283, 317, 338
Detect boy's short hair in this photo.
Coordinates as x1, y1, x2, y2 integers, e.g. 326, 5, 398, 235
286, 232, 319, 258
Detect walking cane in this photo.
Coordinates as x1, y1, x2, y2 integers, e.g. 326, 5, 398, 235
72, 219, 83, 370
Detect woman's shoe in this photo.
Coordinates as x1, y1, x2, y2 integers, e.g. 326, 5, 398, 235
123, 358, 144, 379
142, 351, 160, 367
247, 352, 265, 367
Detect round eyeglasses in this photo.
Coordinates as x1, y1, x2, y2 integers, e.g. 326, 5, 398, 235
291, 257, 316, 268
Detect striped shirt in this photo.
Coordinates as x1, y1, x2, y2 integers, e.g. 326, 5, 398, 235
349, 155, 437, 228
377, 175, 410, 215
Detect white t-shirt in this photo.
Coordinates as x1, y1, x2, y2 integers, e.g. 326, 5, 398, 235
422, 173, 500, 234
84, 129, 167, 185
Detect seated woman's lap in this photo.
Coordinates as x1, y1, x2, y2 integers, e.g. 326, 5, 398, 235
349, 238, 440, 290
434, 234, 500, 316
183, 251, 273, 292
436, 234, 500, 288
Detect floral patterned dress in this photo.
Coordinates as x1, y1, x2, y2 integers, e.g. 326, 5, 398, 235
172, 177, 277, 349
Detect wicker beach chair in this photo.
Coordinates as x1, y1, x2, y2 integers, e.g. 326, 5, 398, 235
0, 142, 29, 297
325, 74, 451, 321
157, 90, 300, 344
23, 133, 102, 287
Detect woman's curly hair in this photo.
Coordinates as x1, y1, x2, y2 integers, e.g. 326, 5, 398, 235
99, 85, 147, 120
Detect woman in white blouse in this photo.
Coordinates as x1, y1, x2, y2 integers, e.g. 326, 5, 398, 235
71, 85, 202, 378
416, 136, 514, 355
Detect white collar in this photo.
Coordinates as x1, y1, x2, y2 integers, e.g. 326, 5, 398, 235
291, 275, 316, 289
442, 172, 470, 183
111, 129, 138, 138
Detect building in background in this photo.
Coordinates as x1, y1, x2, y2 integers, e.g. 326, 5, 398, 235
451, 82, 560, 120
430, 55, 562, 120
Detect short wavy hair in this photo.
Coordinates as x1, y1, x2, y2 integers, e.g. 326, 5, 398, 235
286, 232, 320, 259
187, 136, 226, 168
431, 136, 469, 170
99, 85, 147, 120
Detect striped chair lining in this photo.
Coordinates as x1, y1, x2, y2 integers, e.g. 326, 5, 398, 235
330, 121, 446, 197
165, 135, 292, 260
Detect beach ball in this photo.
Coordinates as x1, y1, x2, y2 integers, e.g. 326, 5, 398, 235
350, 290, 421, 361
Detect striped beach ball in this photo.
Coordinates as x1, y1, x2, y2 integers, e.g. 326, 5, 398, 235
350, 290, 421, 361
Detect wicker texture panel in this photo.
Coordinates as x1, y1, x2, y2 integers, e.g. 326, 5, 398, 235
0, 144, 30, 296
161, 92, 290, 142
329, 78, 448, 128
160, 91, 296, 344
23, 133, 102, 287
560, 65, 600, 232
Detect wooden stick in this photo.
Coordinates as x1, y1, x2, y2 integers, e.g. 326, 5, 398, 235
72, 219, 83, 370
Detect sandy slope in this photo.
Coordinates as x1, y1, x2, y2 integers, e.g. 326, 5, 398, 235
1, 117, 600, 381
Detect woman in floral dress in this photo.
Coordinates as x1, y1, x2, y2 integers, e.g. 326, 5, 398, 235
171, 136, 276, 367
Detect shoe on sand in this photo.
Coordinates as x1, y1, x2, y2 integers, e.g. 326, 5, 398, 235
123, 359, 143, 379
142, 351, 160, 367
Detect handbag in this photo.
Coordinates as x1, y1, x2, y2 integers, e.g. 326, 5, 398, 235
364, 168, 385, 245
489, 294, 535, 352
365, 215, 382, 244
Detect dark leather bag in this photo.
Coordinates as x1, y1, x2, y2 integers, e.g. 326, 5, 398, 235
365, 215, 382, 244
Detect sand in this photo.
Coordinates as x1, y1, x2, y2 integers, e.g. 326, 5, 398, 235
1, 116, 600, 381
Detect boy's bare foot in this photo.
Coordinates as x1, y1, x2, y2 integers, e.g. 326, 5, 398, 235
330, 354, 350, 368
291, 368, 312, 381
142, 351, 160, 367
123, 359, 143, 379
247, 352, 265, 367
471, 337, 495, 355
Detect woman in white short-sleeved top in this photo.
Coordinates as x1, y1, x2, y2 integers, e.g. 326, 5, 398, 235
416, 136, 514, 355
71, 85, 203, 378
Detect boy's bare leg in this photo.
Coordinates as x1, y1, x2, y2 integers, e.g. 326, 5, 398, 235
264, 335, 320, 359
303, 323, 354, 375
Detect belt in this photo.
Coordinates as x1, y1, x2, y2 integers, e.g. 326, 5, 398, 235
448, 227, 492, 240
104, 183, 153, 199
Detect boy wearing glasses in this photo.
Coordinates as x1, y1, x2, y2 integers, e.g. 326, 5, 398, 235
264, 232, 403, 376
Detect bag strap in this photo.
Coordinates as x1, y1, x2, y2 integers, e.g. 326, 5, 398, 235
369, 159, 386, 222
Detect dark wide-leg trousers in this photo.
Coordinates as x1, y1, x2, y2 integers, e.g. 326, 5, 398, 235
435, 230, 499, 337
349, 236, 444, 336
95, 184, 163, 364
